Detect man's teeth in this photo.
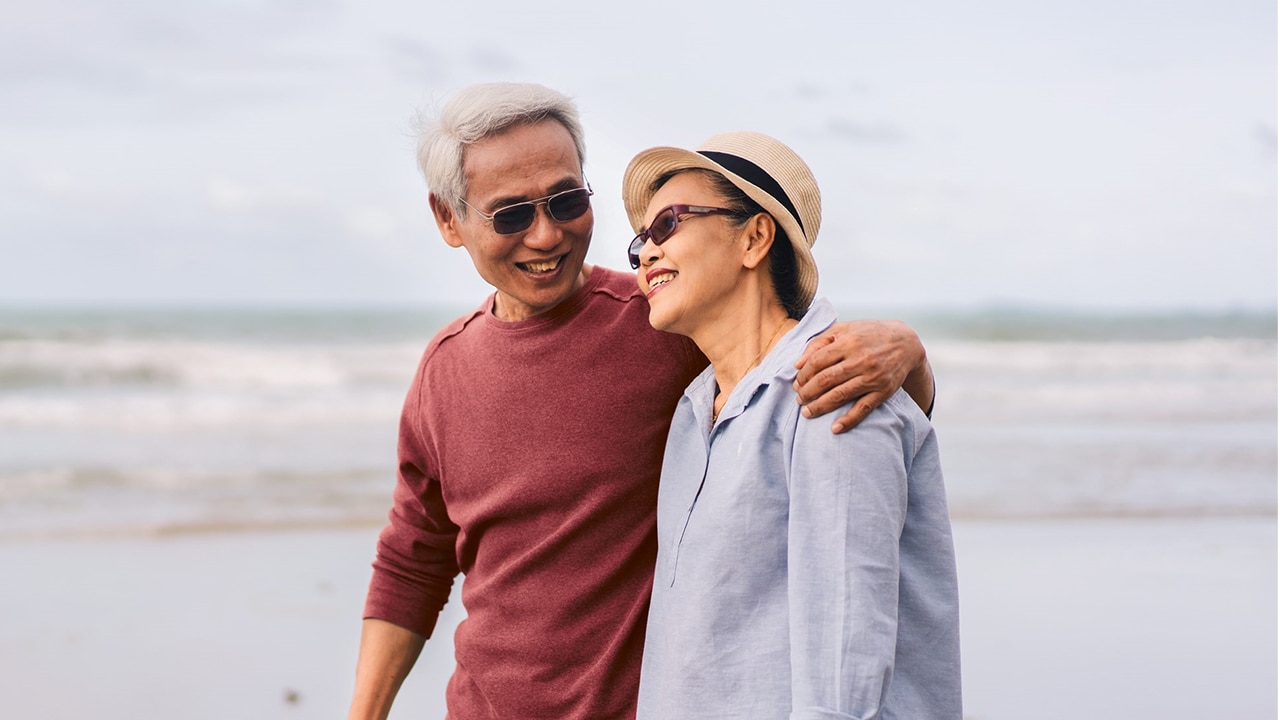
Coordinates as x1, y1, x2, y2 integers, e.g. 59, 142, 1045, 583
523, 259, 559, 273
650, 272, 676, 289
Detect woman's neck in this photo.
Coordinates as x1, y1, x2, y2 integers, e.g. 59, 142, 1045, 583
689, 289, 796, 414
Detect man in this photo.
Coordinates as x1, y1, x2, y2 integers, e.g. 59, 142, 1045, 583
348, 82, 935, 720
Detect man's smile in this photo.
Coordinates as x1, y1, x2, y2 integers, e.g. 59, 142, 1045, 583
516, 254, 565, 275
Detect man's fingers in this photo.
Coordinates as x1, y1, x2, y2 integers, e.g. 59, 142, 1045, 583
794, 318, 920, 429
831, 396, 878, 434
793, 333, 836, 375
794, 348, 859, 401
801, 381, 893, 433
799, 375, 870, 417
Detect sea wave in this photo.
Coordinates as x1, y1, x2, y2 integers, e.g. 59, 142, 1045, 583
0, 338, 423, 391
0, 390, 408, 430
930, 338, 1277, 423
932, 337, 1276, 373
0, 464, 394, 540
0, 332, 1273, 533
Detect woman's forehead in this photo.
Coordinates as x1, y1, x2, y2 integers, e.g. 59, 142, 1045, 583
648, 170, 722, 208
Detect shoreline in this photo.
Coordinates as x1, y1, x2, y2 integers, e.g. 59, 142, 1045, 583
1, 507, 1274, 545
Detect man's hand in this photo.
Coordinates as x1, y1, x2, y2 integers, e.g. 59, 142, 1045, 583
793, 320, 935, 433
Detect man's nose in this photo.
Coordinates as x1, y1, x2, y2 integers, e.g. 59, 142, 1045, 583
522, 204, 563, 250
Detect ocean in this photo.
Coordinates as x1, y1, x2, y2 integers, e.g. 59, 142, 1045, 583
0, 305, 1274, 539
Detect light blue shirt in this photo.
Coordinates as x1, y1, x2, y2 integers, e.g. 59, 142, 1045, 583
637, 299, 961, 720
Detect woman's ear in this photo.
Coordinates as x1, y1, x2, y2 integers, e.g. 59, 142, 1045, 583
741, 213, 776, 270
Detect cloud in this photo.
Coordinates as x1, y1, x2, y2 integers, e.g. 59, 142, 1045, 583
30, 169, 79, 199
797, 79, 876, 98
16, 167, 145, 214
1, 0, 1273, 310
825, 118, 908, 145
0, 0, 346, 127
1254, 123, 1277, 161
791, 83, 825, 100
384, 37, 451, 85
342, 205, 401, 240
204, 177, 325, 214
468, 46, 520, 73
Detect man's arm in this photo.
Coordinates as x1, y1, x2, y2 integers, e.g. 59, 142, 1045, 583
351, 364, 459, 719
348, 618, 427, 720
793, 319, 934, 433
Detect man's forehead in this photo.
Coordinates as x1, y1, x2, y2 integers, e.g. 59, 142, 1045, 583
462, 120, 582, 197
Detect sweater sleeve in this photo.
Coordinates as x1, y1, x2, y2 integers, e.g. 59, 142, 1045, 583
363, 371, 460, 639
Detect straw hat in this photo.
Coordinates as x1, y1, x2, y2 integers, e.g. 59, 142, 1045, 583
622, 131, 822, 310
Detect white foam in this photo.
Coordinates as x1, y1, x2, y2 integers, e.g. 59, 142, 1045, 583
930, 338, 1277, 422
0, 338, 423, 390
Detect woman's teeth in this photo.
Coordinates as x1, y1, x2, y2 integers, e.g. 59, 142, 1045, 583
650, 272, 676, 289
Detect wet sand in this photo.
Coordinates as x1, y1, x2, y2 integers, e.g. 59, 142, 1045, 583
0, 516, 1273, 719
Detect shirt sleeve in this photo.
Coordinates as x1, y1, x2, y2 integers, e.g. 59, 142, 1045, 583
363, 373, 461, 639
786, 395, 913, 720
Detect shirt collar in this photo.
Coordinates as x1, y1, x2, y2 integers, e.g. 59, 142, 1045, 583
683, 298, 838, 430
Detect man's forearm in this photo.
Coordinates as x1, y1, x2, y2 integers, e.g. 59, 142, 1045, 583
348, 618, 427, 720
903, 355, 936, 418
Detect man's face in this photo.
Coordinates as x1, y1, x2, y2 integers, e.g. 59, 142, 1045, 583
434, 119, 593, 322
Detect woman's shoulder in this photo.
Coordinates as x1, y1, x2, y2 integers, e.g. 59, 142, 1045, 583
793, 387, 929, 452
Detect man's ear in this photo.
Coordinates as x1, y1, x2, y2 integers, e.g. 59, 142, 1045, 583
429, 192, 466, 249
741, 213, 776, 270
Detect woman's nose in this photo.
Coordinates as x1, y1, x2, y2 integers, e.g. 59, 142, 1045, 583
640, 237, 662, 267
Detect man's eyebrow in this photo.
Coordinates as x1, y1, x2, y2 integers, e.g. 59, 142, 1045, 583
485, 178, 585, 210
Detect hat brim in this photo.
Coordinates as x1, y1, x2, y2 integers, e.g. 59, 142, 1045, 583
622, 146, 818, 311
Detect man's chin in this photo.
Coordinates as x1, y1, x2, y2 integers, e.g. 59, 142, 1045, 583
496, 272, 586, 321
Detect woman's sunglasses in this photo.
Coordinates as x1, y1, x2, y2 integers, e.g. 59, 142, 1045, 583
461, 184, 593, 235
627, 204, 740, 269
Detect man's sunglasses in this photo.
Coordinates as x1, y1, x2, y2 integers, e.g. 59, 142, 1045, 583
460, 183, 593, 235
627, 204, 740, 269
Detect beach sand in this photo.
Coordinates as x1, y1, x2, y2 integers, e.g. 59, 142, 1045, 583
0, 516, 1274, 720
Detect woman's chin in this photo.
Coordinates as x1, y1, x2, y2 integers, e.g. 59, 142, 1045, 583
647, 306, 685, 335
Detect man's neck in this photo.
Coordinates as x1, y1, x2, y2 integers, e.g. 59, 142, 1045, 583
491, 264, 594, 321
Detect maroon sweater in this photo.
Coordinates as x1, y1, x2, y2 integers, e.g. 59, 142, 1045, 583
365, 267, 705, 719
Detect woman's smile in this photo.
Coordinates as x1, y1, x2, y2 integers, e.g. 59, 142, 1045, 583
645, 268, 677, 297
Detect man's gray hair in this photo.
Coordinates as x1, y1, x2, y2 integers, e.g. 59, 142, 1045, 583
417, 82, 587, 215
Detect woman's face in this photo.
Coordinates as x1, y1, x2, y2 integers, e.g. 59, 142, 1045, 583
635, 171, 747, 335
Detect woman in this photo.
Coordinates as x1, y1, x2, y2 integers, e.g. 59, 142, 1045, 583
623, 132, 961, 719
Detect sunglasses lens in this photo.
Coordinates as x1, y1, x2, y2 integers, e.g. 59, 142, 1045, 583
650, 208, 678, 245
487, 188, 590, 234
628, 207, 679, 269
490, 205, 536, 234
628, 236, 644, 269
547, 189, 591, 221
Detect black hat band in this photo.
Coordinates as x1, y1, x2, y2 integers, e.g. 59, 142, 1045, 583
698, 150, 805, 236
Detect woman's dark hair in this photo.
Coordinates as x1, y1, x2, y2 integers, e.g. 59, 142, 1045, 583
650, 169, 806, 319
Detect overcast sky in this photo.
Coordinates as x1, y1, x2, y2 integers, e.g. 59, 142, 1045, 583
2, 0, 1275, 311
